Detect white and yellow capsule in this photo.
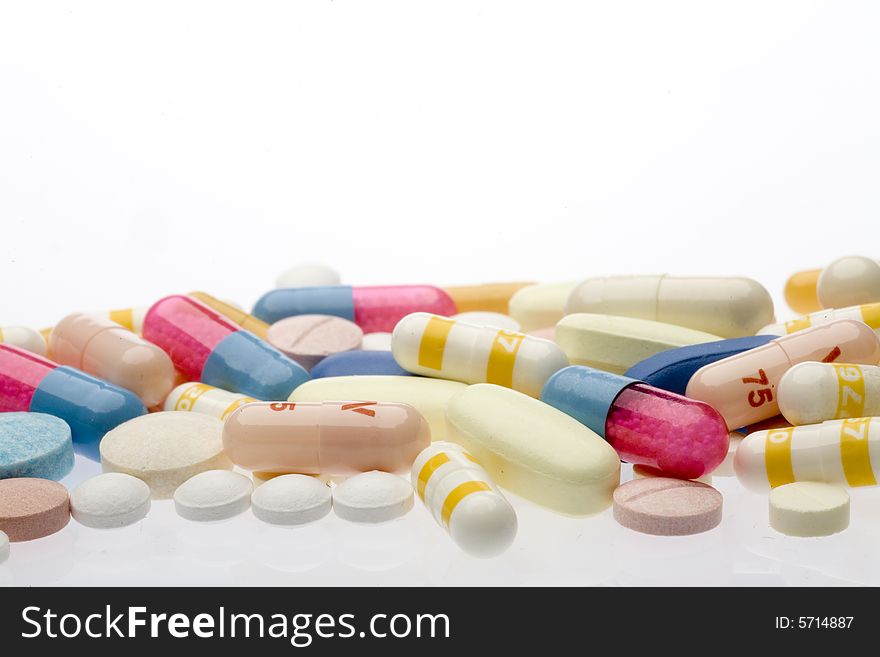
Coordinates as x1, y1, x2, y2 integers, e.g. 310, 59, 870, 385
391, 313, 569, 397
778, 362, 880, 425
759, 302, 880, 337
411, 442, 516, 558
163, 382, 256, 421
735, 417, 880, 492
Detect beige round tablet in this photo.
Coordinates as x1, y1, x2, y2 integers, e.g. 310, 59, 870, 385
100, 412, 232, 499
613, 477, 722, 536
267, 314, 363, 370
769, 482, 850, 537
0, 478, 70, 542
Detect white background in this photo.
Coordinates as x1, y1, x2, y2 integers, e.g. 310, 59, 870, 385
1, 1, 879, 586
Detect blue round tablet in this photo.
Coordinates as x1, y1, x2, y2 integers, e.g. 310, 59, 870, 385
0, 412, 75, 481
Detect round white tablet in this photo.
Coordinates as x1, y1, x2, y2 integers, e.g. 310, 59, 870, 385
275, 263, 341, 289
769, 482, 850, 537
0, 529, 9, 563
332, 471, 414, 523
452, 312, 521, 332
251, 474, 331, 525
70, 473, 151, 529
100, 412, 232, 499
361, 332, 393, 351
174, 470, 253, 521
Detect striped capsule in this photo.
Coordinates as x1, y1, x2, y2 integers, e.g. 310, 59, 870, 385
391, 313, 569, 397
411, 442, 516, 558
778, 362, 880, 425
189, 292, 270, 340
164, 382, 256, 421
759, 302, 880, 337
735, 417, 880, 492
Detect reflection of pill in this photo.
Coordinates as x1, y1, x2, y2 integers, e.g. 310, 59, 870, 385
332, 471, 414, 523
174, 470, 253, 522
267, 315, 363, 370
612, 477, 722, 536
0, 478, 70, 542
251, 474, 331, 525
70, 473, 151, 528
769, 482, 849, 537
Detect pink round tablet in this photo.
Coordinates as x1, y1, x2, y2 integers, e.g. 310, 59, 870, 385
267, 315, 363, 370
0, 478, 70, 542
612, 477, 722, 536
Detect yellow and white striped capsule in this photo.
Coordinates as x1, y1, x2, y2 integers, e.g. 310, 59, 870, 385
735, 417, 880, 492
106, 307, 149, 334
411, 442, 516, 558
163, 382, 256, 421
779, 362, 880, 425
759, 302, 880, 337
0, 326, 47, 356
391, 312, 569, 397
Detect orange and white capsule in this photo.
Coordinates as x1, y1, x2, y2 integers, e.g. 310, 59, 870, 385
164, 381, 256, 420
735, 417, 880, 492
49, 313, 176, 407
222, 401, 430, 475
391, 313, 569, 397
759, 302, 880, 337
686, 319, 880, 430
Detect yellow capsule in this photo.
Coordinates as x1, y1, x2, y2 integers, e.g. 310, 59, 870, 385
443, 282, 533, 314
784, 269, 822, 314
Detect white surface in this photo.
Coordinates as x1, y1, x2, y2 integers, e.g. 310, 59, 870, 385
1, 1, 879, 585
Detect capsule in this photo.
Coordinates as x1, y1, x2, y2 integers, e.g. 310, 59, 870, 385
759, 302, 880, 337
142, 295, 310, 400
784, 268, 823, 314
0, 326, 47, 356
541, 366, 729, 479
564, 275, 775, 339
107, 307, 148, 334
49, 313, 176, 407
778, 362, 880, 426
0, 344, 146, 459
686, 319, 880, 430
442, 282, 533, 314
309, 350, 412, 378
222, 400, 430, 475
735, 417, 880, 492
163, 381, 256, 420
189, 291, 270, 340
251, 285, 457, 332
391, 313, 569, 397
508, 281, 577, 331
411, 442, 517, 558
817, 256, 880, 309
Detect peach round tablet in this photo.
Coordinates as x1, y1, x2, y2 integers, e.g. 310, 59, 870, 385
612, 477, 722, 536
267, 314, 363, 370
0, 478, 70, 542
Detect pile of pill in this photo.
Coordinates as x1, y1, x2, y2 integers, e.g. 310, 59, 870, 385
2, 256, 880, 564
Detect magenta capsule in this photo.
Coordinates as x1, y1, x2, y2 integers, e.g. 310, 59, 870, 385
541, 365, 729, 479
0, 344, 146, 459
142, 295, 311, 400
251, 285, 457, 333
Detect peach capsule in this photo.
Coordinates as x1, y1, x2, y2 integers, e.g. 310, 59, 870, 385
49, 313, 176, 408
222, 401, 430, 475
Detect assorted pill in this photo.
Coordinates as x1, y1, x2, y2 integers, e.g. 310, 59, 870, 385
0, 325, 47, 356
759, 302, 880, 337
266, 314, 362, 369
0, 344, 146, 459
612, 477, 723, 536
252, 285, 457, 332
554, 313, 720, 374
223, 401, 429, 475
443, 282, 533, 314
173, 470, 253, 522
412, 442, 516, 558
163, 381, 256, 420
392, 313, 569, 397
0, 412, 73, 480
565, 275, 775, 339
768, 482, 850, 537
50, 313, 176, 408
331, 470, 414, 523
251, 474, 332, 525
69, 473, 151, 528
542, 366, 729, 479
0, 478, 70, 541
778, 362, 880, 425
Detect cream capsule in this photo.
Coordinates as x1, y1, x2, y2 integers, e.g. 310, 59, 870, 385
759, 302, 880, 337
686, 319, 880, 430
391, 312, 569, 397
222, 400, 430, 475
508, 282, 578, 332
778, 362, 880, 425
163, 381, 256, 420
735, 417, 880, 492
49, 313, 176, 408
0, 326, 47, 356
565, 275, 775, 338
817, 256, 880, 309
